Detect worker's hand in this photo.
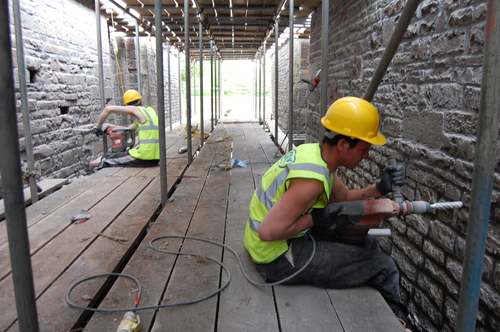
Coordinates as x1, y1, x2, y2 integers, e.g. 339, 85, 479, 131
101, 123, 111, 134
376, 165, 405, 195
310, 203, 343, 230
91, 125, 103, 136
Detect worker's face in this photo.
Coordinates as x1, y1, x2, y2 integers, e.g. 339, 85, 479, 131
339, 140, 371, 169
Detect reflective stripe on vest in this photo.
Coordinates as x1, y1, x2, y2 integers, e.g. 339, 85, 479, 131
244, 143, 333, 264
255, 162, 331, 211
128, 106, 160, 160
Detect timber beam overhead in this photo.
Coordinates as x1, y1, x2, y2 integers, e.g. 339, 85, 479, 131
101, 0, 319, 60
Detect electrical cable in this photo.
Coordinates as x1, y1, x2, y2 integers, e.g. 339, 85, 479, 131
66, 234, 316, 313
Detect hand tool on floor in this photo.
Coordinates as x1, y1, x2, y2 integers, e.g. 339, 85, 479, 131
325, 198, 463, 244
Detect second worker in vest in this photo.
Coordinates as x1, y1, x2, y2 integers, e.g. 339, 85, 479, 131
91, 90, 160, 169
244, 96, 405, 314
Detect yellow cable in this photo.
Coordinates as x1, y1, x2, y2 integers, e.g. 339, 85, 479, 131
111, 13, 124, 96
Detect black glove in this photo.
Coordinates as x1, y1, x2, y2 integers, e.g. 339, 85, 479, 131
310, 203, 343, 230
376, 165, 405, 195
91, 125, 103, 136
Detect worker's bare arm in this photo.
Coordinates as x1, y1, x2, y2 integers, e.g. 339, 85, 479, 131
330, 173, 382, 203
258, 178, 324, 242
98, 105, 146, 126
106, 123, 135, 130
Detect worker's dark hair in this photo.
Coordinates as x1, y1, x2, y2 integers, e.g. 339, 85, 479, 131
126, 99, 141, 106
322, 131, 360, 149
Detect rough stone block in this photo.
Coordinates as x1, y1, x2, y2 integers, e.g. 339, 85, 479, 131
479, 282, 500, 316
449, 7, 473, 26
418, 272, 444, 308
425, 259, 460, 298
430, 31, 465, 57
403, 110, 443, 149
424, 240, 445, 265
430, 220, 456, 254
414, 288, 443, 327
442, 133, 474, 160
469, 24, 485, 54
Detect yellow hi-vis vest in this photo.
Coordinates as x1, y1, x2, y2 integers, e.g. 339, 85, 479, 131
129, 106, 160, 160
244, 143, 334, 264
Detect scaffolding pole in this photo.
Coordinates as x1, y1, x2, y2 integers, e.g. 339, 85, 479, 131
1, 0, 40, 330
263, 42, 266, 124
155, 0, 167, 207
210, 41, 214, 131
135, 22, 142, 95
13, 0, 38, 203
456, 1, 500, 330
288, 0, 294, 152
199, 21, 204, 147
275, 21, 279, 144
185, 0, 193, 164
319, 0, 329, 139
168, 44, 172, 131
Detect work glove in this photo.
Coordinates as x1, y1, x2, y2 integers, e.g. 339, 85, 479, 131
101, 123, 111, 133
375, 165, 405, 196
91, 125, 103, 136
310, 203, 343, 233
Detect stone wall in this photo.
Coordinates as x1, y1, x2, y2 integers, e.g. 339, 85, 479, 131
309, 0, 498, 331
6, 0, 181, 190
271, 38, 311, 140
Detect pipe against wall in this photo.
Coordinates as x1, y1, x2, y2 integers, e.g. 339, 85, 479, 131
14, 0, 38, 203
363, 0, 421, 103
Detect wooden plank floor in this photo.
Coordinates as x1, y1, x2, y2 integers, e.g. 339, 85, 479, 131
1, 122, 406, 332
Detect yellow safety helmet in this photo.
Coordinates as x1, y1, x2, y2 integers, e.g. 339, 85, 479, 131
321, 96, 386, 146
123, 89, 142, 105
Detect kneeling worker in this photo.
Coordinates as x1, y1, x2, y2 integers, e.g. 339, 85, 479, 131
244, 96, 405, 313
92, 89, 160, 168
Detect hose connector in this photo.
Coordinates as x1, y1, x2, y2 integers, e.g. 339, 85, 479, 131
117, 311, 141, 332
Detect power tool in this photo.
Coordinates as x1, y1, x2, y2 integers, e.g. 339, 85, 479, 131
105, 127, 135, 153
328, 199, 463, 244
72, 126, 135, 153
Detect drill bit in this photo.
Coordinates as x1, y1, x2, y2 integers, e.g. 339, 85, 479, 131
429, 202, 463, 210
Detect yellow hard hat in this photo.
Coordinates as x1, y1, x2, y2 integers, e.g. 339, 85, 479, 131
321, 96, 386, 146
123, 89, 142, 105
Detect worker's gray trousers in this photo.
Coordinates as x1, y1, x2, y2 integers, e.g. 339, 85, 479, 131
256, 229, 400, 313
98, 151, 159, 169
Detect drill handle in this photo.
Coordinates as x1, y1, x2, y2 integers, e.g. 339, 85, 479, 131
388, 158, 404, 203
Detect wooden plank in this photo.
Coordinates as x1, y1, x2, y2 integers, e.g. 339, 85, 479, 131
0, 175, 132, 280
0, 178, 68, 220
0, 175, 156, 330
25, 176, 164, 332
327, 287, 407, 332
0, 169, 120, 247
83, 127, 225, 331
217, 175, 281, 331
274, 285, 344, 331
150, 127, 232, 331
238, 123, 344, 331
